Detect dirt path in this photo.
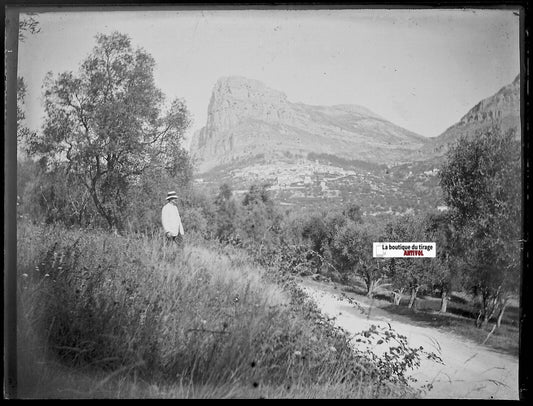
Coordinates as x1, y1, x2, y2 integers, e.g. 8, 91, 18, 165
300, 281, 519, 399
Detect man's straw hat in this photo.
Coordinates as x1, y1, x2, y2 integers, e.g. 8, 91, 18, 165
166, 191, 178, 201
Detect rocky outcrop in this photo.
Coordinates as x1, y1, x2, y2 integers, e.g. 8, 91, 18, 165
426, 74, 520, 154
190, 76, 428, 173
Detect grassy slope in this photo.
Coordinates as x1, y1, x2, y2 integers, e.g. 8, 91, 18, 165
16, 222, 414, 399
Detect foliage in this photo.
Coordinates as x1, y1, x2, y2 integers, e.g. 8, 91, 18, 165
439, 126, 521, 326
297, 208, 350, 273
213, 183, 241, 244
17, 14, 40, 140
351, 324, 443, 388
24, 32, 191, 231
384, 215, 433, 308
422, 211, 459, 312
18, 159, 101, 227
17, 77, 35, 142
238, 184, 282, 252
342, 202, 363, 224
330, 221, 387, 296
300, 212, 329, 253
19, 14, 40, 41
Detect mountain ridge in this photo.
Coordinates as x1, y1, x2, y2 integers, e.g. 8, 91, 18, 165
425, 74, 520, 154
190, 76, 429, 173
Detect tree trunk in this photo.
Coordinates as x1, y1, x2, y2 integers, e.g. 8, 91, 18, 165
481, 313, 489, 329
366, 279, 375, 298
475, 310, 483, 328
439, 289, 449, 313
89, 179, 115, 230
408, 286, 419, 309
392, 291, 402, 305
477, 288, 490, 329
496, 299, 509, 329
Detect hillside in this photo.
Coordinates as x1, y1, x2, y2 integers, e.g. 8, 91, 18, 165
424, 74, 520, 155
190, 76, 429, 174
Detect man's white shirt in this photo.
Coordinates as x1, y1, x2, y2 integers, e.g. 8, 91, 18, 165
161, 202, 184, 236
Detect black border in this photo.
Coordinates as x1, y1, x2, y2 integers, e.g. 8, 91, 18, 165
4, 7, 19, 400
3, 1, 531, 400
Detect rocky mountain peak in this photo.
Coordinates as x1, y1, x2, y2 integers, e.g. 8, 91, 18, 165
206, 76, 290, 131
458, 74, 519, 126
425, 74, 520, 154
191, 76, 429, 173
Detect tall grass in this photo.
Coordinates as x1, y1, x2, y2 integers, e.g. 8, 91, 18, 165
17, 222, 414, 398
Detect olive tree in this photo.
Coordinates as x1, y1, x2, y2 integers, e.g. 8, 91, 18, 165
25, 32, 191, 230
331, 221, 387, 298
439, 126, 521, 328
384, 214, 432, 309
423, 211, 461, 313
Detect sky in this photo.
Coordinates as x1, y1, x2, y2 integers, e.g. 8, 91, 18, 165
17, 7, 520, 148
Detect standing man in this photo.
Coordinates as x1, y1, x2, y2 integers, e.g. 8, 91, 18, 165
161, 191, 185, 245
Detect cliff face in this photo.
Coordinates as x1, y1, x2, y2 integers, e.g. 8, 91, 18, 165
190, 76, 428, 173
426, 74, 520, 154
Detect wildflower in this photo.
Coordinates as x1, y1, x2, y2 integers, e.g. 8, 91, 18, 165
329, 346, 337, 353
201, 319, 207, 325
22, 273, 28, 278
294, 351, 302, 357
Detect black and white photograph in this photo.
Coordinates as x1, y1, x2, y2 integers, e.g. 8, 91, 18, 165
6, 4, 525, 399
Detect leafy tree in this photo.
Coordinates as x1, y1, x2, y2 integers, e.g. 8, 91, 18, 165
439, 126, 521, 328
19, 14, 40, 41
301, 211, 330, 272
423, 211, 457, 313
325, 210, 348, 236
384, 215, 432, 309
331, 221, 387, 297
242, 183, 271, 207
343, 202, 363, 224
17, 15, 39, 145
25, 32, 191, 231
214, 183, 240, 244
238, 184, 283, 256
16, 78, 35, 142
215, 183, 233, 204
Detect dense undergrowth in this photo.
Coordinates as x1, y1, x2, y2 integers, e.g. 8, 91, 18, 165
17, 222, 419, 398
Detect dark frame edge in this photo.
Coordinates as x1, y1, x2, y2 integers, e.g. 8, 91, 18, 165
518, 1, 531, 402
4, 6, 19, 400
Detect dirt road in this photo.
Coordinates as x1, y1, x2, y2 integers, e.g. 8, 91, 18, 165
300, 281, 519, 399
